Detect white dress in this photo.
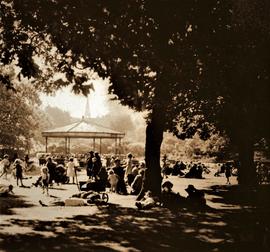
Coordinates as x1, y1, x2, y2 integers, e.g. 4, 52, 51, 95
66, 161, 75, 177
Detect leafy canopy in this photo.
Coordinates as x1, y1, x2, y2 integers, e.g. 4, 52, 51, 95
1, 0, 270, 146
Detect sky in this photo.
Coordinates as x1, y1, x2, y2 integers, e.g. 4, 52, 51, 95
40, 79, 112, 118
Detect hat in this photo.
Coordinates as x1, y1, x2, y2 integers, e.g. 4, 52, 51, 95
127, 153, 133, 158
162, 181, 173, 189
185, 185, 196, 193
15, 159, 21, 164
4, 154, 9, 158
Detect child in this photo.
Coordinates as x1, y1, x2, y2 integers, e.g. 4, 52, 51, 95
66, 158, 76, 184
14, 159, 24, 186
108, 169, 119, 192
135, 191, 157, 210
41, 166, 50, 196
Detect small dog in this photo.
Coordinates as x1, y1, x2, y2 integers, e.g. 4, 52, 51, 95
108, 169, 119, 192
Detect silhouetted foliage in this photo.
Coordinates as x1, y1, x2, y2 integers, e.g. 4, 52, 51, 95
1, 0, 270, 188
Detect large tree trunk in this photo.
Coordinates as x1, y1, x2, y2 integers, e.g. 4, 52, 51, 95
237, 136, 257, 187
137, 107, 164, 199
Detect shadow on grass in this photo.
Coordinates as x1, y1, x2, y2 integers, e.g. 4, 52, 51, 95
206, 184, 270, 208
1, 185, 270, 252
0, 205, 269, 251
0, 195, 34, 215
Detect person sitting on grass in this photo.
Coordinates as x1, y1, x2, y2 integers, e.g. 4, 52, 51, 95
185, 184, 206, 207
0, 184, 14, 197
161, 181, 186, 209
135, 190, 158, 210
131, 169, 144, 195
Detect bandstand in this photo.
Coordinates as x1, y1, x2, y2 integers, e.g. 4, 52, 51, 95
42, 117, 125, 155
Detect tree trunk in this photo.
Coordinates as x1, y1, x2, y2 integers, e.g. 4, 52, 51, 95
138, 107, 164, 199
237, 136, 257, 187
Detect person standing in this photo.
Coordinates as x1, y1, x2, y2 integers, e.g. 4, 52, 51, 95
41, 166, 50, 196
225, 163, 232, 184
86, 151, 94, 179
66, 158, 76, 184
125, 153, 133, 185
46, 157, 56, 185
113, 158, 127, 195
14, 159, 24, 186
0, 154, 10, 179
92, 152, 102, 180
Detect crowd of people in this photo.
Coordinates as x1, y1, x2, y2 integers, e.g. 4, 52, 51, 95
162, 158, 211, 179
0, 152, 147, 198
83, 151, 146, 196
0, 152, 238, 210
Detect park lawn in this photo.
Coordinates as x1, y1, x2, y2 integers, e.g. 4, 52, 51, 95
0, 171, 270, 252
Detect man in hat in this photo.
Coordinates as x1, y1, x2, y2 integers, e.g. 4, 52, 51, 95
161, 181, 185, 208
185, 184, 206, 207
0, 154, 10, 179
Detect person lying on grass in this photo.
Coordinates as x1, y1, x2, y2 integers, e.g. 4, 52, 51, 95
39, 190, 108, 207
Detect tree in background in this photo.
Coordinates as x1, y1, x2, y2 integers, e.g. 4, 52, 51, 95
44, 106, 73, 128
0, 82, 40, 154
170, 0, 270, 186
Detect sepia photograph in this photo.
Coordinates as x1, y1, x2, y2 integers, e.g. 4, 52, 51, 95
0, 1, 270, 251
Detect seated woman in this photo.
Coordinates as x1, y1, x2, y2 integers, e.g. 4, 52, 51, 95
81, 167, 108, 192
131, 169, 144, 195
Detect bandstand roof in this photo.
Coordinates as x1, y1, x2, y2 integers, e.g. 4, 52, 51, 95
42, 118, 125, 139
